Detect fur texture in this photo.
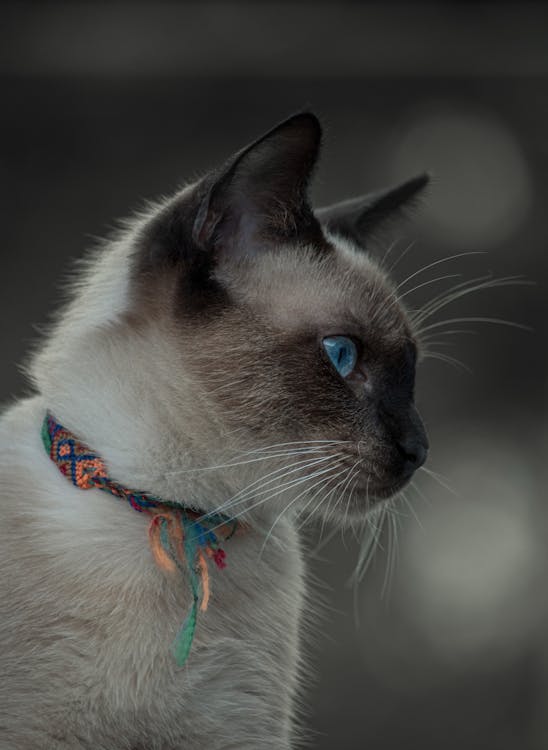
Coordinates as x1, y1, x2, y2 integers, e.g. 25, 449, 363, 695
0, 113, 428, 749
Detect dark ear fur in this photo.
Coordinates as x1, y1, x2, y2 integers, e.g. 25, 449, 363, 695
141, 112, 326, 302
139, 112, 327, 311
193, 112, 323, 258
315, 173, 430, 247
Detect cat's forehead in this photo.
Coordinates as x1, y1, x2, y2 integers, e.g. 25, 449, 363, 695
218, 237, 412, 346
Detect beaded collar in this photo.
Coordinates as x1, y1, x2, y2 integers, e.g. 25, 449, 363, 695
41, 412, 238, 666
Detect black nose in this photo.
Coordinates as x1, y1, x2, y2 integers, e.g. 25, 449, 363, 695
397, 436, 428, 474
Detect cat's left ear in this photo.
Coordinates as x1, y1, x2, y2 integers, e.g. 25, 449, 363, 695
315, 173, 430, 247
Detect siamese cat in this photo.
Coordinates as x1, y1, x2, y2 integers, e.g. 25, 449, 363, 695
0, 113, 428, 749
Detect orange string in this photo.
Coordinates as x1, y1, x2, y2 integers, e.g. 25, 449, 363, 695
148, 511, 214, 613
148, 515, 177, 573
197, 549, 210, 612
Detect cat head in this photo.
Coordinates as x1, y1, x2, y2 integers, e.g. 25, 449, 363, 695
124, 112, 429, 520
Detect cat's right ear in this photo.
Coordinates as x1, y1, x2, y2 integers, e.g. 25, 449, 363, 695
143, 112, 323, 282
315, 173, 430, 248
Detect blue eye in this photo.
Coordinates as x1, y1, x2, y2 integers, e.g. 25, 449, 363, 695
322, 336, 358, 378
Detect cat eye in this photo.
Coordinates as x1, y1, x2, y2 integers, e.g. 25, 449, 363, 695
322, 336, 358, 378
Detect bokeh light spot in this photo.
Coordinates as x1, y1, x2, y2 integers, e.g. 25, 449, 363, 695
392, 105, 533, 248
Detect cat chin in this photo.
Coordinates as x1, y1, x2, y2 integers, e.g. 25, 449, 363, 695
347, 474, 411, 500
315, 477, 410, 526
367, 479, 410, 501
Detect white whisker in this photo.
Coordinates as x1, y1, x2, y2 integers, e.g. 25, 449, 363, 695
381, 508, 396, 599
297, 465, 354, 534
411, 273, 495, 324
416, 315, 532, 338
394, 272, 462, 305
399, 489, 424, 530
241, 439, 352, 454
351, 502, 387, 586
165, 446, 334, 477
203, 453, 347, 520
383, 507, 401, 600
419, 466, 458, 496
413, 276, 532, 329
409, 479, 432, 507
351, 502, 387, 627
419, 328, 478, 342
379, 237, 401, 270
343, 470, 362, 529
421, 350, 472, 373
319, 460, 362, 536
388, 239, 417, 274
259, 461, 352, 554
214, 458, 349, 534
395, 251, 485, 293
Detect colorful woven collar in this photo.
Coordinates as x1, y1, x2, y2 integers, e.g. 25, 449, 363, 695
41, 412, 239, 667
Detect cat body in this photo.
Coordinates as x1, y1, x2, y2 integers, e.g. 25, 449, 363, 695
0, 114, 428, 748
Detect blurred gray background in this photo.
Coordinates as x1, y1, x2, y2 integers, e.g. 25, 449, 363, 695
1, 2, 547, 748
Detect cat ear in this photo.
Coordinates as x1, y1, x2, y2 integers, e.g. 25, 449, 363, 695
315, 173, 430, 247
192, 112, 323, 259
